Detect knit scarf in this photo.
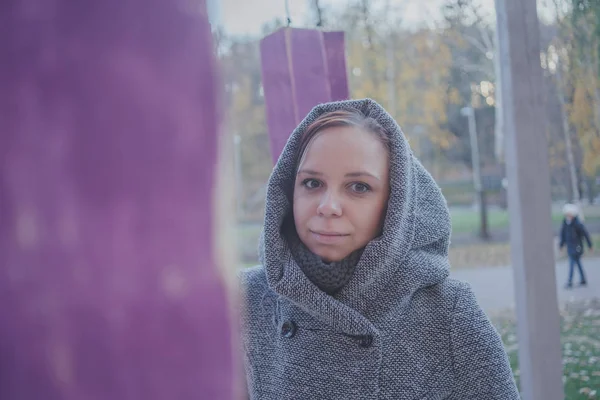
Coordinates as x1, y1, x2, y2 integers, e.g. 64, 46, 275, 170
284, 222, 363, 295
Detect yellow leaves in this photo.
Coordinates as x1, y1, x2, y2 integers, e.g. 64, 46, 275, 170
568, 73, 600, 175
580, 132, 600, 175
569, 82, 594, 132
347, 28, 454, 153
548, 140, 567, 169
427, 128, 455, 150
219, 39, 273, 186
444, 29, 468, 50
448, 88, 462, 105
423, 91, 446, 120
228, 75, 265, 137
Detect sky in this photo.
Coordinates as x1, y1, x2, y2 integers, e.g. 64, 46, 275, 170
208, 0, 556, 39
211, 0, 500, 37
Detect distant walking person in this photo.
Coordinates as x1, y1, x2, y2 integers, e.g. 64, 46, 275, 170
560, 204, 593, 288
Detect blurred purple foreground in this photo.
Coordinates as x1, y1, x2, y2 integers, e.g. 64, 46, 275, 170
0, 1, 236, 399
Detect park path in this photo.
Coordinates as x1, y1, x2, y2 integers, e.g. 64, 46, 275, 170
451, 256, 600, 314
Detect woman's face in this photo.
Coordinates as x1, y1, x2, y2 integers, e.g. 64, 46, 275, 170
293, 125, 390, 262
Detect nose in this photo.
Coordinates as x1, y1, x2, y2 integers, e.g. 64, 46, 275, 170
317, 190, 342, 217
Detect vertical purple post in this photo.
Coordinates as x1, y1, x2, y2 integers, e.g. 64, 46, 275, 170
0, 1, 238, 399
323, 31, 350, 102
260, 28, 349, 163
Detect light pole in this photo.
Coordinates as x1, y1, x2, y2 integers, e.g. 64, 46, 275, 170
461, 106, 489, 239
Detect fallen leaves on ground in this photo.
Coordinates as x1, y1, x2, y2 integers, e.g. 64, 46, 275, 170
492, 298, 600, 399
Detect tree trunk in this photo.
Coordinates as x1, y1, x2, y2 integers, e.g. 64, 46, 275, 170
493, 22, 505, 162
555, 61, 582, 205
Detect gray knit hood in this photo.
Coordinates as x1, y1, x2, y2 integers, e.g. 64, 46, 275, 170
258, 99, 451, 335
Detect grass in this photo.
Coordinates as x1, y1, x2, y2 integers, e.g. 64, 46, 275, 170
493, 299, 600, 399
451, 206, 600, 235
451, 208, 510, 234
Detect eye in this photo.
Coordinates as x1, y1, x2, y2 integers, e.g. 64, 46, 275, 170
350, 182, 371, 194
301, 178, 322, 190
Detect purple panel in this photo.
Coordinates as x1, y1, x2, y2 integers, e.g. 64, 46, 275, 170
260, 29, 299, 164
0, 1, 236, 399
289, 29, 332, 120
323, 31, 350, 101
260, 28, 350, 163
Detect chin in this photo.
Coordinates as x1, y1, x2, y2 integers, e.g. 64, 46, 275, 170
310, 247, 349, 263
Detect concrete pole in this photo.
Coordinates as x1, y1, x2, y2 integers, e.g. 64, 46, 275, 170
495, 0, 564, 399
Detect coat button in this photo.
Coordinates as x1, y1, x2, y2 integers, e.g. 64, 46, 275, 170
358, 335, 373, 348
281, 321, 297, 338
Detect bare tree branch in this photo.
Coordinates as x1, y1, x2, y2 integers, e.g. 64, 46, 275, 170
463, 34, 491, 56
312, 0, 324, 27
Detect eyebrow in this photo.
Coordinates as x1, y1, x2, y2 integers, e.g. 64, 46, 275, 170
297, 169, 322, 176
297, 169, 381, 181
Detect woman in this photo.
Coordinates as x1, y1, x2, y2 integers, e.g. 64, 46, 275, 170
560, 203, 593, 288
240, 99, 519, 399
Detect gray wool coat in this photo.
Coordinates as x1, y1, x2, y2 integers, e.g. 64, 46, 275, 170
239, 99, 520, 399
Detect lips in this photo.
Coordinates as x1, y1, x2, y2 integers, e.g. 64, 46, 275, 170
309, 230, 349, 244
312, 231, 348, 236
